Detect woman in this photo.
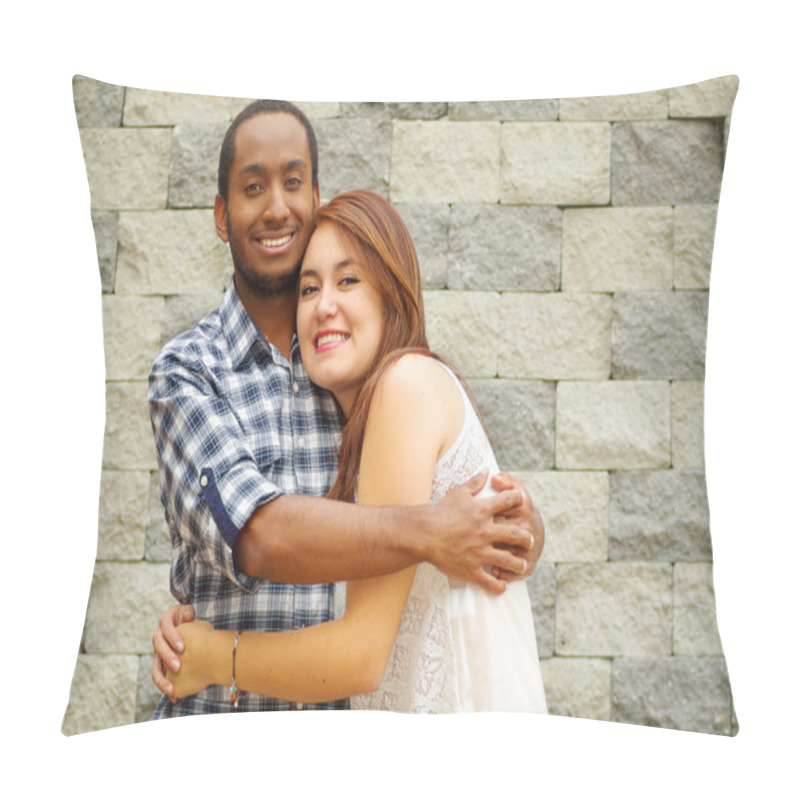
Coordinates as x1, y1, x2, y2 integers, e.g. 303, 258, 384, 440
165, 189, 547, 713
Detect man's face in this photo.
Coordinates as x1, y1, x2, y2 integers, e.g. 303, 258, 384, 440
214, 112, 319, 298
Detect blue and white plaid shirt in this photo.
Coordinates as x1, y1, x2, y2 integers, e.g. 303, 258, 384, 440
149, 280, 347, 716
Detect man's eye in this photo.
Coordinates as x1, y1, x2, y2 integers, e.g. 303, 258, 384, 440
286, 177, 301, 188
244, 183, 263, 195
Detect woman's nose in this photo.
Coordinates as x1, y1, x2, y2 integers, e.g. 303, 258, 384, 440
317, 285, 337, 318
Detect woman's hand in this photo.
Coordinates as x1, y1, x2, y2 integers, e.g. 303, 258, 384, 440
164, 620, 220, 699
152, 603, 196, 701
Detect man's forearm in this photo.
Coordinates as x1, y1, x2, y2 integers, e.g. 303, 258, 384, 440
233, 494, 429, 584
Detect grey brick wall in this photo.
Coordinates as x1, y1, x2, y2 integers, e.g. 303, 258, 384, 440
62, 75, 738, 736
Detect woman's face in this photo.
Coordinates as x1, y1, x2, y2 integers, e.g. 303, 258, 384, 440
297, 223, 385, 416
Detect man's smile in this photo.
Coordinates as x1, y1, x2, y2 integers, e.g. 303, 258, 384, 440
256, 231, 295, 250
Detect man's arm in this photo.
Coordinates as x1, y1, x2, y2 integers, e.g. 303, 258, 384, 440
233, 471, 534, 593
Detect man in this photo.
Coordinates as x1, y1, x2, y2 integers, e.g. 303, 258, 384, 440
150, 99, 543, 716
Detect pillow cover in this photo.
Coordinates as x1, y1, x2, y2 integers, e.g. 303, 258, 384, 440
63, 74, 738, 736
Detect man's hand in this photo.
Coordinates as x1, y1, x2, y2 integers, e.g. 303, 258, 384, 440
152, 603, 196, 701
426, 471, 539, 595
489, 472, 545, 581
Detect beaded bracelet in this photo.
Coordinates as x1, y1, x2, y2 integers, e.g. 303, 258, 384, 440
230, 631, 242, 709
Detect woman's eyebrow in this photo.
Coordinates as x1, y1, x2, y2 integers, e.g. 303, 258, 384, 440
300, 257, 357, 280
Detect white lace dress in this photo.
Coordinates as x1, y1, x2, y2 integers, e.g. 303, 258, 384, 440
350, 363, 548, 714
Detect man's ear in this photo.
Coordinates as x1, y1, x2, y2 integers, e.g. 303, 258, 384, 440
214, 195, 229, 243
313, 184, 320, 214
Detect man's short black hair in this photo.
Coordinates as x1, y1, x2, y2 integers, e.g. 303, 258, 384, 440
217, 99, 319, 202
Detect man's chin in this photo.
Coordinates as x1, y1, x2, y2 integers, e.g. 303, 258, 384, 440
233, 262, 300, 299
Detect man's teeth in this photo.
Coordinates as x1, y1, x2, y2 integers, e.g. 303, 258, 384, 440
316, 333, 349, 347
259, 234, 292, 247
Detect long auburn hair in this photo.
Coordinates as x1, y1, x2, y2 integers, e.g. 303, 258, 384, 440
316, 190, 469, 502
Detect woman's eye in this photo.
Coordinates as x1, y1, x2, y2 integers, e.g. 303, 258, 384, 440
340, 276, 360, 287
300, 284, 318, 297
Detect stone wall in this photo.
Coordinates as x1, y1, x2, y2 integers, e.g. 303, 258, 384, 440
62, 75, 738, 736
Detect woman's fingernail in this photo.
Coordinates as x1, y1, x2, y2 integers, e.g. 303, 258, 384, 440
172, 659, 180, 671
176, 640, 184, 653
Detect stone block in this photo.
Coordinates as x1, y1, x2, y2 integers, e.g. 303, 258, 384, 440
500, 122, 610, 205
168, 123, 229, 208
146, 470, 172, 562
295, 101, 340, 119
540, 657, 611, 721
391, 121, 501, 203
79, 128, 173, 210
612, 291, 709, 379
341, 102, 447, 120
449, 99, 558, 121
73, 75, 124, 128
556, 381, 670, 469
526, 560, 556, 657
315, 118, 392, 200
669, 76, 739, 119
161, 292, 224, 346
83, 561, 173, 653
62, 654, 139, 735
470, 379, 556, 470
395, 204, 450, 289
102, 381, 157, 470
556, 563, 673, 656
671, 381, 706, 469
611, 121, 725, 205
517, 471, 609, 562
136, 654, 164, 723
116, 210, 232, 295
102, 294, 166, 380
674, 563, 724, 656
97, 469, 151, 560
562, 207, 673, 291
674, 204, 718, 289
609, 471, 712, 561
423, 291, 499, 378
123, 87, 234, 125
559, 88, 668, 121
498, 293, 612, 380
91, 210, 119, 292
611, 657, 733, 734
447, 205, 561, 291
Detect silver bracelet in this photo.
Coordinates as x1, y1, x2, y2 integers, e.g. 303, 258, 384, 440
229, 631, 241, 709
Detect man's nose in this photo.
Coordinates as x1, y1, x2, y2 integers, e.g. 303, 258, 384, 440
262, 186, 290, 222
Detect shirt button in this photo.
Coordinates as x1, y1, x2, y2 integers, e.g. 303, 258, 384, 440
297, 436, 305, 449
292, 381, 300, 394
199, 474, 208, 488
296, 702, 304, 710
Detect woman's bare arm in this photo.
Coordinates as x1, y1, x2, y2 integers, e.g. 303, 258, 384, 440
167, 355, 460, 703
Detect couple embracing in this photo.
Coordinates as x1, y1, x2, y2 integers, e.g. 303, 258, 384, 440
150, 99, 548, 716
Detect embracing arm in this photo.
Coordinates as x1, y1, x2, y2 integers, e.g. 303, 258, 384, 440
232, 477, 531, 588
169, 356, 450, 702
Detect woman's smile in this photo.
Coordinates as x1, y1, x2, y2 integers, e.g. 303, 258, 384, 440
314, 329, 351, 352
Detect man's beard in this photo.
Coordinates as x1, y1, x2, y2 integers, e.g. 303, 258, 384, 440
228, 227, 300, 299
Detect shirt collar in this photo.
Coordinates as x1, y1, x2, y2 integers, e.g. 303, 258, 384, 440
218, 279, 299, 370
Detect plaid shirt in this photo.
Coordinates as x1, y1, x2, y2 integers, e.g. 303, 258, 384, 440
149, 280, 347, 716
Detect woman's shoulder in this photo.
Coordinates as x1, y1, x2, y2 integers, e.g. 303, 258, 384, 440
371, 353, 464, 452
376, 352, 458, 398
